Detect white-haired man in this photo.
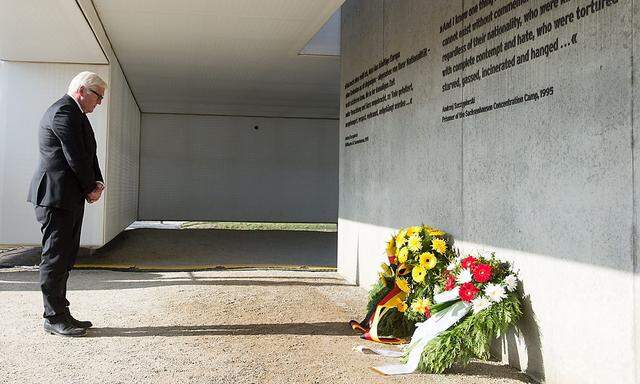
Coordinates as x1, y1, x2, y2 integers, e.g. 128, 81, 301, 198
27, 71, 107, 336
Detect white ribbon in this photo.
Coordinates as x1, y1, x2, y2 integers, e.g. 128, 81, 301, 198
433, 286, 460, 304
353, 345, 403, 357
356, 286, 470, 375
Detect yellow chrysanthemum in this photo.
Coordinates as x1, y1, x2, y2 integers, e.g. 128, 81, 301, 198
380, 263, 392, 278
411, 297, 432, 314
386, 237, 396, 256
384, 290, 407, 312
395, 230, 407, 249
419, 252, 438, 270
406, 226, 422, 237
407, 234, 422, 252
431, 238, 447, 255
427, 229, 446, 237
397, 247, 409, 263
396, 278, 410, 293
411, 265, 427, 283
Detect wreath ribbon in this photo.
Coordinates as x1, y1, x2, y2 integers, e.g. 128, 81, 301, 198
356, 288, 470, 375
349, 278, 410, 344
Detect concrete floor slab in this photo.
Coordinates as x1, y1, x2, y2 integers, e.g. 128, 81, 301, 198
1, 228, 338, 270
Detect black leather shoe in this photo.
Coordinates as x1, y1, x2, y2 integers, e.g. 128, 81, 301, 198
67, 313, 93, 328
43, 319, 86, 337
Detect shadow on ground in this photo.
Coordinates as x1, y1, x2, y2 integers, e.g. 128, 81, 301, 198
0, 228, 338, 269
88, 322, 354, 337
0, 270, 350, 291
448, 362, 537, 383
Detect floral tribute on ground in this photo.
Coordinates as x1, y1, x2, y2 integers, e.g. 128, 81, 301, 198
349, 225, 523, 375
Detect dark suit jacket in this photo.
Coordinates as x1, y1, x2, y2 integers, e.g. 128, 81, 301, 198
27, 95, 103, 210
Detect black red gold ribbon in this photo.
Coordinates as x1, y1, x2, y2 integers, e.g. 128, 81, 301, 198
349, 278, 410, 344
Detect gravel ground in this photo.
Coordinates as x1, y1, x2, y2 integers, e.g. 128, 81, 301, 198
0, 267, 534, 384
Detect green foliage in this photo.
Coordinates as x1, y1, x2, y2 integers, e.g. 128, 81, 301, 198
376, 308, 416, 338
413, 292, 523, 373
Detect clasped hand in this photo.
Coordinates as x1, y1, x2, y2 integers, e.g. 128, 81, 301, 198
86, 183, 105, 203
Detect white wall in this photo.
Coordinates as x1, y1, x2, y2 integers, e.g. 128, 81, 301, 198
338, 0, 636, 383
0, 0, 141, 247
139, 113, 338, 222
78, 0, 141, 245
0, 62, 109, 246
104, 64, 140, 243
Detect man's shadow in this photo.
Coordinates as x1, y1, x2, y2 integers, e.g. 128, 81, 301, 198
87, 321, 354, 337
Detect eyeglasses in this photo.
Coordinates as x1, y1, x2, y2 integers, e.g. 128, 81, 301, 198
88, 89, 104, 101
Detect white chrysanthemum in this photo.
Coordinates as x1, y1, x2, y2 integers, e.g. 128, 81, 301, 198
484, 283, 507, 303
456, 268, 472, 284
472, 296, 492, 314
504, 274, 518, 292
446, 261, 457, 271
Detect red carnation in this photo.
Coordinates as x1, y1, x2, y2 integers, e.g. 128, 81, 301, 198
461, 256, 477, 270
444, 273, 456, 291
472, 263, 492, 283
459, 282, 480, 302
424, 306, 431, 319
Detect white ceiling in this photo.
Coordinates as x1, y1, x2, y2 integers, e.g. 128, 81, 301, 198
0, 0, 107, 64
92, 0, 343, 118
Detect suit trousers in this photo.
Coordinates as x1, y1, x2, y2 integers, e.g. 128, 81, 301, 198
35, 204, 85, 321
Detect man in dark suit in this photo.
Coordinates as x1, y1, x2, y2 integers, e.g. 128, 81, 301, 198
27, 71, 107, 337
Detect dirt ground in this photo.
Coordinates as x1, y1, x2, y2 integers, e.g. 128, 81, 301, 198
0, 267, 534, 384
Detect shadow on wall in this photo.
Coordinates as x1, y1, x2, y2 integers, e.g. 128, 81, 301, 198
493, 294, 545, 382
339, 211, 633, 273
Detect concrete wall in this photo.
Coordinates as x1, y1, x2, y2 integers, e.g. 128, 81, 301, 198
139, 113, 338, 222
79, 0, 141, 244
633, 1, 640, 381
104, 63, 140, 243
338, 0, 636, 383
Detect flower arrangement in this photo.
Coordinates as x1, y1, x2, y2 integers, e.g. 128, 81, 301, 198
393, 226, 457, 324
350, 226, 523, 375
350, 225, 456, 342
414, 251, 522, 373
